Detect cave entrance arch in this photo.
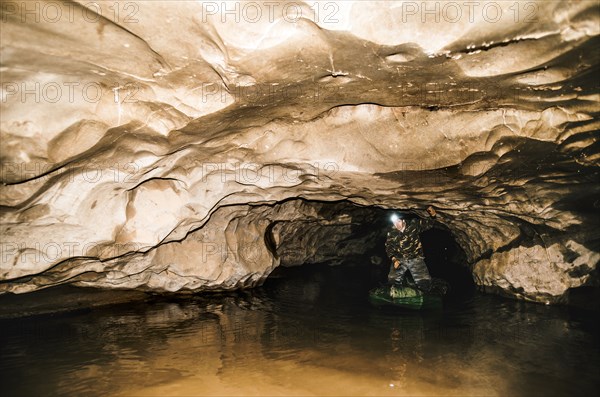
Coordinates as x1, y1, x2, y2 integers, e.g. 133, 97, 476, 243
264, 200, 474, 295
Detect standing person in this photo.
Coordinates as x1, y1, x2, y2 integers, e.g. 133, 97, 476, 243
385, 206, 437, 292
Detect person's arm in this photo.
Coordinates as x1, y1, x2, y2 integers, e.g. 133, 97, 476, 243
385, 232, 401, 269
413, 206, 437, 233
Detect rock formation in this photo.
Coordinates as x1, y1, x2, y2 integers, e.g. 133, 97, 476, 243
1, 1, 598, 304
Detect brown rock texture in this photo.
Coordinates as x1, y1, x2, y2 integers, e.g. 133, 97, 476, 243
1, 1, 598, 303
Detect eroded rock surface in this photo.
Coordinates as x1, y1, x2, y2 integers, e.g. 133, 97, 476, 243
1, 1, 598, 303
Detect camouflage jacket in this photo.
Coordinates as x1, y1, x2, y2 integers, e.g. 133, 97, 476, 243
385, 217, 435, 260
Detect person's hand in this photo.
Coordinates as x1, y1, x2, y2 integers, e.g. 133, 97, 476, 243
426, 206, 437, 217
393, 259, 401, 269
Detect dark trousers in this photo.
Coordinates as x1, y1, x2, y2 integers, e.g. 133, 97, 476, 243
388, 256, 432, 291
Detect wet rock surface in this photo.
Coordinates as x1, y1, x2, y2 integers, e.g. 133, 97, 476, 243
1, 1, 598, 304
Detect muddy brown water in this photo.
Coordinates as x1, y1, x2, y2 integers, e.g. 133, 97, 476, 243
1, 263, 598, 396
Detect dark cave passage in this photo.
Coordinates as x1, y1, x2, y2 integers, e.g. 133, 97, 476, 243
421, 227, 476, 295
266, 200, 475, 296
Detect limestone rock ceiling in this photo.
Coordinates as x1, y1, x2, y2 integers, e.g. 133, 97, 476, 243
0, 1, 598, 303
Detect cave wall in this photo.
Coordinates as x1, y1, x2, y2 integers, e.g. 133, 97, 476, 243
0, 199, 383, 293
271, 202, 387, 267
1, 1, 599, 303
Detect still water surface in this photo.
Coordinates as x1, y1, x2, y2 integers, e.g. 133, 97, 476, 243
1, 264, 598, 396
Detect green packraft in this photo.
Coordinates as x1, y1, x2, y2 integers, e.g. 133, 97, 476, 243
369, 280, 447, 310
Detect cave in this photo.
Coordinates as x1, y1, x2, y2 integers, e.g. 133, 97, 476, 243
420, 227, 475, 294
263, 199, 475, 295
1, 1, 599, 396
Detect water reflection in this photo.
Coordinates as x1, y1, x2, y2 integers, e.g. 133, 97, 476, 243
1, 264, 598, 396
